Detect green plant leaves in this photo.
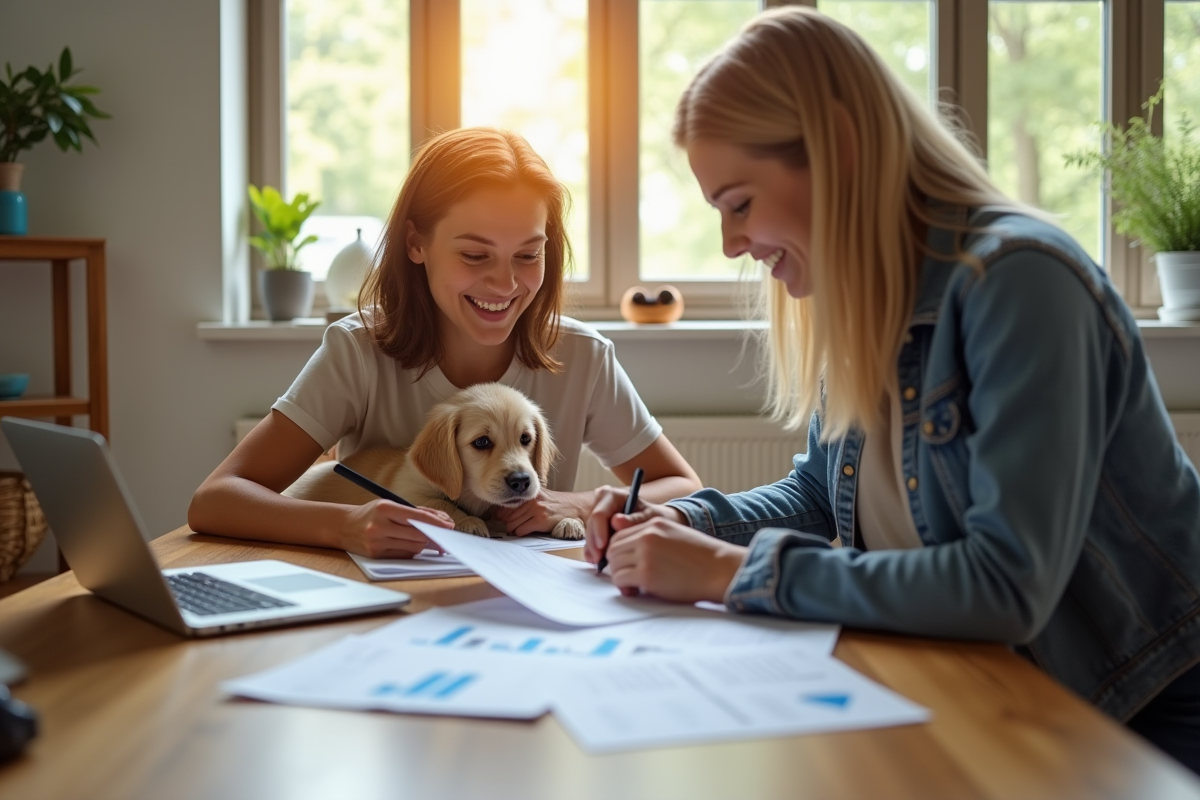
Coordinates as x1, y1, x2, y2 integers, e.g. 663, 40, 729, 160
1066, 85, 1200, 253
0, 46, 109, 162
247, 184, 323, 270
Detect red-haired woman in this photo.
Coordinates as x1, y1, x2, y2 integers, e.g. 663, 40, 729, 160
190, 127, 700, 557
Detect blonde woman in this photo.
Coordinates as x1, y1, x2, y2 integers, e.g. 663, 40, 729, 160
584, 7, 1200, 772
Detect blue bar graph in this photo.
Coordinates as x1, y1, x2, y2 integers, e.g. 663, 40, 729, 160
404, 671, 449, 696
434, 626, 473, 646
433, 674, 477, 698
591, 639, 620, 657
371, 671, 479, 700
410, 625, 625, 658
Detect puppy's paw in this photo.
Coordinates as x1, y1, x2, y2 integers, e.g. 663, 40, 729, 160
456, 516, 491, 538
550, 518, 586, 540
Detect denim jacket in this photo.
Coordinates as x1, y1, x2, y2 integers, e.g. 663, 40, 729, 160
669, 208, 1200, 720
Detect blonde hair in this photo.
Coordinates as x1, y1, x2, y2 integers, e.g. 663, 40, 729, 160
673, 7, 1020, 439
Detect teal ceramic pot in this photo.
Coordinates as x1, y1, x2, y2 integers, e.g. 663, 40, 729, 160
0, 373, 30, 399
0, 191, 26, 235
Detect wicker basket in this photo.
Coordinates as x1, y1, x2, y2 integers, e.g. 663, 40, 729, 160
0, 471, 48, 583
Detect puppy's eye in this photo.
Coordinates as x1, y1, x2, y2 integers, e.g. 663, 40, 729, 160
520, 432, 532, 446
471, 436, 493, 450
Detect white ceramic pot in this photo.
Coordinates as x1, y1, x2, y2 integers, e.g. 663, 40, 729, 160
325, 228, 373, 311
1156, 251, 1200, 322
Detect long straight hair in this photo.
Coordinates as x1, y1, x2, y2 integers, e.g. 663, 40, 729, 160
673, 7, 1020, 439
361, 127, 571, 375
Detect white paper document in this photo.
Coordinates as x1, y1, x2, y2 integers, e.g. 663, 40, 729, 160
348, 534, 582, 581
413, 521, 668, 626
552, 646, 930, 753
222, 634, 549, 720
364, 597, 839, 659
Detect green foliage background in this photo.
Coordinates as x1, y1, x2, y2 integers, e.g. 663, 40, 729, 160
283, 0, 1200, 282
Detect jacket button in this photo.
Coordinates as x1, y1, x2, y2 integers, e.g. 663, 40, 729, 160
843, 464, 855, 477
923, 420, 935, 435
907, 476, 918, 491
903, 386, 917, 401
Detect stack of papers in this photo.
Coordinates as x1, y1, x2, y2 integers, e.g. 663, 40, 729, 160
223, 524, 930, 754
348, 533, 582, 581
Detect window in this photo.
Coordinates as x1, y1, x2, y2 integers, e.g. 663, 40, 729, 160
1164, 0, 1200, 134
256, 0, 1180, 318
987, 1, 1104, 262
639, 1, 759, 283
461, 0, 591, 279
820, 1, 934, 105
284, 0, 409, 281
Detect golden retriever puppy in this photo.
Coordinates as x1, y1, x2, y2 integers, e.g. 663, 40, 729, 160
283, 383, 585, 540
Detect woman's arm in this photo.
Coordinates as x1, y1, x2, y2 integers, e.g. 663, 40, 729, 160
187, 409, 451, 556
492, 433, 702, 536
726, 249, 1116, 641
609, 432, 702, 503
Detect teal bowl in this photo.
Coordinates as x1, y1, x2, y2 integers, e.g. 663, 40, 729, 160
0, 373, 30, 400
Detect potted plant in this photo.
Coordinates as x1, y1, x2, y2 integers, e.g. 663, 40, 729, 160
1067, 86, 1200, 321
0, 47, 110, 235
248, 184, 321, 321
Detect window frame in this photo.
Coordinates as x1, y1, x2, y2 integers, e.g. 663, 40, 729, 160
249, 0, 1172, 320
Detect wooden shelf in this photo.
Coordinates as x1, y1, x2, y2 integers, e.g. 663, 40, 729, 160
0, 397, 92, 418
0, 237, 107, 440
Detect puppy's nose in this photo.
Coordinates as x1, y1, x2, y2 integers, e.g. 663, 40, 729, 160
506, 471, 532, 494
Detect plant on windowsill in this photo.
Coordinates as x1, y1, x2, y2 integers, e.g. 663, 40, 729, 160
0, 47, 110, 235
1067, 85, 1200, 322
247, 184, 321, 321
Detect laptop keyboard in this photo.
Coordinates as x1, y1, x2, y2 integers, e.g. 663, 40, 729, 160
166, 572, 296, 616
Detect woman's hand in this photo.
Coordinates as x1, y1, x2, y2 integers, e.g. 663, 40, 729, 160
490, 488, 594, 537
604, 518, 748, 604
583, 484, 687, 564
341, 500, 454, 558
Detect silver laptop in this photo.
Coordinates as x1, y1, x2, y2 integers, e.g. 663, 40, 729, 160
1, 417, 410, 637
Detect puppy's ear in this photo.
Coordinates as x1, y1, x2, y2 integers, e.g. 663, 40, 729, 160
531, 412, 559, 484
408, 404, 463, 499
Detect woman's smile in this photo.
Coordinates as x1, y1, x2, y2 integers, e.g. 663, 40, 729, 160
466, 294, 518, 319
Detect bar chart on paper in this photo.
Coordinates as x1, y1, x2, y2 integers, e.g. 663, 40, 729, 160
410, 624, 626, 657
371, 671, 479, 699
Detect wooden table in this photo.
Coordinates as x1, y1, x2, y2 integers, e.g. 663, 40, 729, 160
0, 528, 1198, 800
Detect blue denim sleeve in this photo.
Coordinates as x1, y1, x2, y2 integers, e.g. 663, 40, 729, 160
723, 249, 1116, 642
666, 409, 835, 547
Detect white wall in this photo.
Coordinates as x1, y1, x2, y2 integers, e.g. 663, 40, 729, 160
0, 0, 1198, 574
0, 0, 246, 552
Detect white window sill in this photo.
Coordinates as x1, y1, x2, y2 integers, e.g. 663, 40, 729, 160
196, 317, 1200, 343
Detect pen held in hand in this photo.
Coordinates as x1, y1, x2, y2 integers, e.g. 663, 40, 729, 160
332, 462, 444, 556
597, 466, 643, 576
333, 462, 416, 507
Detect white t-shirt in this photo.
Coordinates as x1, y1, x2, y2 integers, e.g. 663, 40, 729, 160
272, 314, 662, 491
856, 385, 924, 551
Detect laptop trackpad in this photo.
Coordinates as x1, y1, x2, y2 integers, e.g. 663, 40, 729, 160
247, 574, 343, 593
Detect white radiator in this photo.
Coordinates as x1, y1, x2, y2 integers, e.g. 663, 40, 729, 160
573, 417, 808, 493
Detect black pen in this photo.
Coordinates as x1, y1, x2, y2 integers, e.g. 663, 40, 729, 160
597, 467, 643, 575
333, 462, 445, 555
333, 462, 416, 508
